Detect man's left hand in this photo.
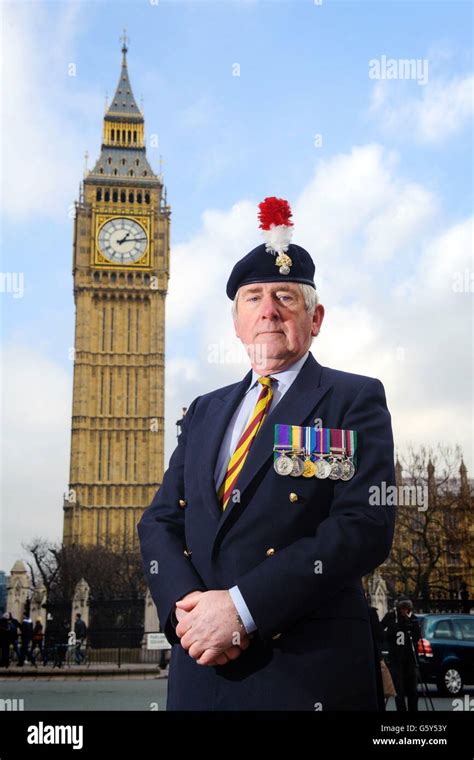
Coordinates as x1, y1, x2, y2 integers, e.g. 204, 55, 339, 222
175, 590, 249, 665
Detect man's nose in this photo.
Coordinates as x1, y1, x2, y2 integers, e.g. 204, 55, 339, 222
259, 295, 280, 320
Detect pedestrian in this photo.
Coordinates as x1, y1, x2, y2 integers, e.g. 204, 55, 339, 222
382, 598, 421, 712
74, 614, 87, 664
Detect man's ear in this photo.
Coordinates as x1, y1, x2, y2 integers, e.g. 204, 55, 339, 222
311, 304, 325, 337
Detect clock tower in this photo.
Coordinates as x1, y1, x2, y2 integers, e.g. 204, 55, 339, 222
63, 35, 170, 550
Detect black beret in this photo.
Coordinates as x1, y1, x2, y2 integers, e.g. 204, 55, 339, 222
226, 242, 316, 300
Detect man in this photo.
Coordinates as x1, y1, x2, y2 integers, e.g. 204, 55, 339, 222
382, 598, 421, 712
138, 197, 396, 710
74, 614, 87, 665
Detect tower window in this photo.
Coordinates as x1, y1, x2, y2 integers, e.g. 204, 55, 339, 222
133, 131, 137, 143
120, 191, 126, 203
137, 192, 142, 204
135, 159, 139, 166
143, 171, 148, 177
110, 306, 115, 353
104, 190, 110, 202
107, 157, 112, 165
98, 433, 103, 480
96, 189, 102, 201
145, 193, 150, 204
122, 130, 126, 141
111, 129, 115, 141
99, 168, 104, 174
129, 192, 134, 203
121, 158, 126, 166
129, 170, 134, 177
128, 130, 131, 143
113, 169, 117, 176
112, 190, 118, 202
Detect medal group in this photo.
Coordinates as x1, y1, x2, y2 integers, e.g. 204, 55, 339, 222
273, 425, 357, 481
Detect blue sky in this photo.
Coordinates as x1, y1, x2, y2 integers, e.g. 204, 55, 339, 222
1, 0, 472, 570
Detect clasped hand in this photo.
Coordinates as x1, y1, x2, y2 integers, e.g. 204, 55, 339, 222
175, 590, 250, 666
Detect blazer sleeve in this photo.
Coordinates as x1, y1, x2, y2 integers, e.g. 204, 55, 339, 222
235, 377, 396, 639
137, 396, 207, 645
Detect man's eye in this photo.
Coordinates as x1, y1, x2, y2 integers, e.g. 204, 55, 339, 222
278, 295, 292, 302
246, 296, 259, 302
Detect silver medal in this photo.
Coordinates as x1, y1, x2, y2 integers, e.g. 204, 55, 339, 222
274, 453, 293, 476
290, 455, 305, 477
340, 459, 355, 481
329, 459, 344, 480
315, 458, 331, 479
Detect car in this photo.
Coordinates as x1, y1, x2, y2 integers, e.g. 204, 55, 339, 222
416, 613, 474, 696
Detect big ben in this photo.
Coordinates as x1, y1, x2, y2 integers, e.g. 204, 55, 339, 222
63, 35, 170, 550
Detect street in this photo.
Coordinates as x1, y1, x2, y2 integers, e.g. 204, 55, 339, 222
0, 678, 472, 711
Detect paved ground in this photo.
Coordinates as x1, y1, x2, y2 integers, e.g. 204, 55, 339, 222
0, 674, 169, 711
0, 676, 472, 711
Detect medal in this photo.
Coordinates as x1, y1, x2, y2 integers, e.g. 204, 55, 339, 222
329, 459, 344, 480
315, 458, 331, 479
314, 426, 331, 478
274, 452, 293, 476
341, 458, 355, 481
303, 457, 317, 477
290, 454, 305, 477
302, 427, 317, 477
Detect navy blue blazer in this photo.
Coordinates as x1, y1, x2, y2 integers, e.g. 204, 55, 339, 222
137, 352, 396, 710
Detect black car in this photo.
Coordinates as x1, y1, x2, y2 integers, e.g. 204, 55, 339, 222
416, 613, 474, 696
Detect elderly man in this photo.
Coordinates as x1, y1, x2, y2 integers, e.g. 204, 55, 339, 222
137, 197, 396, 710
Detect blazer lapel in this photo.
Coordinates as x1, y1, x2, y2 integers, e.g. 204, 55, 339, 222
198, 369, 253, 519
214, 353, 333, 537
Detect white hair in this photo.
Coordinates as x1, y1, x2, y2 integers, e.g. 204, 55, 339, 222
231, 282, 319, 319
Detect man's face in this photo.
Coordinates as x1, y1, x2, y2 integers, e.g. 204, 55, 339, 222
233, 282, 324, 369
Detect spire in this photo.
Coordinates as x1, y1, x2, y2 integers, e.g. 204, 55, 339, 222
395, 457, 403, 487
89, 33, 159, 181
459, 458, 470, 500
106, 30, 141, 118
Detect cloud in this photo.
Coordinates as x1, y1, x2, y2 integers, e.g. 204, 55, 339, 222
0, 2, 103, 221
1, 345, 71, 571
369, 73, 474, 143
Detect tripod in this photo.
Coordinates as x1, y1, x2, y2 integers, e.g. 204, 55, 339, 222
407, 629, 435, 712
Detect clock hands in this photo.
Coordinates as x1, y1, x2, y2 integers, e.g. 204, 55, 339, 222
116, 232, 147, 245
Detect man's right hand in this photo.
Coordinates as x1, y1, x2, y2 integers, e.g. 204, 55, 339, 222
174, 591, 247, 666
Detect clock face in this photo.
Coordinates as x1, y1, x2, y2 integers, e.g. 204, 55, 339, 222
98, 218, 148, 264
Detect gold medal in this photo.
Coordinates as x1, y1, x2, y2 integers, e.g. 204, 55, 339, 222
302, 457, 317, 477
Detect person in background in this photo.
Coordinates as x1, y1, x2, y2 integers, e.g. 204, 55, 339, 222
74, 613, 87, 665
382, 598, 421, 712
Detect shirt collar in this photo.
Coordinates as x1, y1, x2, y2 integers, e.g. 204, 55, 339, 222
247, 351, 310, 394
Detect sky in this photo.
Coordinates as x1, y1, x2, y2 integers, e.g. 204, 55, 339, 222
0, 0, 473, 573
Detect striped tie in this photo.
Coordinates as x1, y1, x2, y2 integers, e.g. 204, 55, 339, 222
218, 376, 274, 511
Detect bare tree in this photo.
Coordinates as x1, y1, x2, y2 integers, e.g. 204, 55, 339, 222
382, 445, 473, 600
